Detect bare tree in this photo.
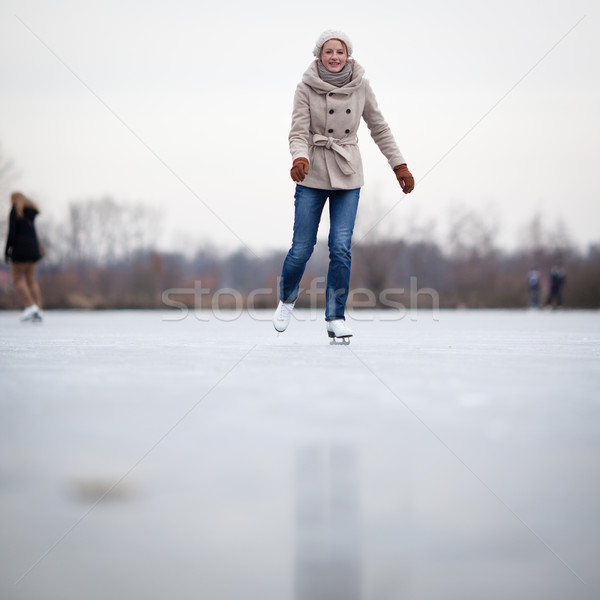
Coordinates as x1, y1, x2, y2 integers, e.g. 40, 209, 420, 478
58, 197, 162, 266
447, 205, 499, 259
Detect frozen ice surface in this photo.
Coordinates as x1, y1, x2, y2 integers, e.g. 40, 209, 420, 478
1, 308, 599, 600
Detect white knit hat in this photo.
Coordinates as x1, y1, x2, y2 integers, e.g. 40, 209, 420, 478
313, 29, 353, 57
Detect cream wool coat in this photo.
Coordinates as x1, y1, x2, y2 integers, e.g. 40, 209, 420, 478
289, 60, 406, 190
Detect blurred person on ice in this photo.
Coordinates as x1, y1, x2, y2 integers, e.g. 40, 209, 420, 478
4, 192, 44, 322
528, 267, 541, 308
545, 265, 567, 309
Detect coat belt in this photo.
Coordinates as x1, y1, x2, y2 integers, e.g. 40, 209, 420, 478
310, 134, 358, 176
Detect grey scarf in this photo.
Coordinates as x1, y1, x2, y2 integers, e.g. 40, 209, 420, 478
316, 61, 353, 87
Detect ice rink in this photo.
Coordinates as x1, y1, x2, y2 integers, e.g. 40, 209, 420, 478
1, 308, 599, 600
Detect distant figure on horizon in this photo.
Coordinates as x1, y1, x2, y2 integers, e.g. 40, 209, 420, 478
527, 267, 541, 308
273, 29, 414, 343
545, 265, 566, 309
4, 192, 44, 322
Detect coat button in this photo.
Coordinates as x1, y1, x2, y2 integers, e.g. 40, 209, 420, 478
328, 92, 334, 96
346, 109, 351, 113
345, 129, 350, 134
328, 129, 334, 133
329, 109, 334, 114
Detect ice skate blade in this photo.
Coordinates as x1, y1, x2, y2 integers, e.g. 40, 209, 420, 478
21, 316, 42, 324
329, 335, 351, 345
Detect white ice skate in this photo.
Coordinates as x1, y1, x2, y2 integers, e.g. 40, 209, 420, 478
273, 301, 295, 333
327, 319, 353, 344
19, 304, 42, 323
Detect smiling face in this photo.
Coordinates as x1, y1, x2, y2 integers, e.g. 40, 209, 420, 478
319, 39, 348, 73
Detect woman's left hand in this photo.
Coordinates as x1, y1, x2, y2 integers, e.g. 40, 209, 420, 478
393, 164, 415, 194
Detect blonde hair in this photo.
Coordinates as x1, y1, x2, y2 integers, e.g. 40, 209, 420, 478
11, 192, 39, 218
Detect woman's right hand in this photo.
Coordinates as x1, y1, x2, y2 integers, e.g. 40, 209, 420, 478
290, 158, 309, 183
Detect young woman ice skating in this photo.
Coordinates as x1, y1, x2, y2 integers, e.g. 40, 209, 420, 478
273, 29, 414, 342
4, 192, 44, 322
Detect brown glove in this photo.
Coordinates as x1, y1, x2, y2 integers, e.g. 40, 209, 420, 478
290, 158, 309, 183
393, 164, 415, 194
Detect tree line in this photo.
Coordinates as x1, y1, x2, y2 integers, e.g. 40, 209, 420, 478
1, 196, 598, 310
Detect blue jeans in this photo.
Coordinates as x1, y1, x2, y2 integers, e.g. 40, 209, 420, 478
280, 185, 360, 321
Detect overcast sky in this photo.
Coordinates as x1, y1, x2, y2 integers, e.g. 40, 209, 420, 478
1, 0, 598, 256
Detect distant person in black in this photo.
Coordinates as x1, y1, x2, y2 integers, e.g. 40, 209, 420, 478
4, 192, 44, 321
545, 265, 566, 309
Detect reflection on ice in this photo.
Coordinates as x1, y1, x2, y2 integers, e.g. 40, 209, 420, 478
295, 446, 361, 600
